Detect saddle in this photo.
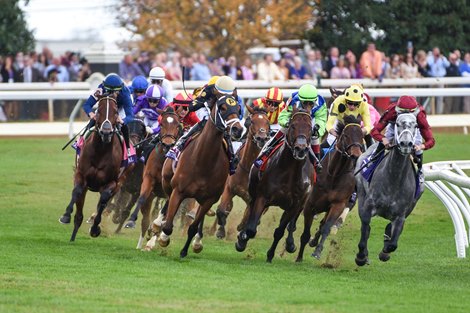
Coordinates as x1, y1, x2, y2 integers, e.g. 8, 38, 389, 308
259, 141, 284, 172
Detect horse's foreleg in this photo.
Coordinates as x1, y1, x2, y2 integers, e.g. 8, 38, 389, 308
70, 188, 87, 242
90, 183, 116, 238
125, 174, 154, 229
296, 207, 315, 263
236, 196, 265, 252
309, 216, 325, 248
214, 181, 234, 238
267, 209, 294, 262
380, 216, 405, 262
312, 203, 344, 259
115, 192, 139, 234
192, 215, 205, 254
355, 207, 372, 266
159, 190, 184, 247
181, 199, 213, 258
285, 210, 302, 254
60, 177, 86, 224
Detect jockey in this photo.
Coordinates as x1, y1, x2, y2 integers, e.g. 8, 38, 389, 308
166, 75, 240, 174
82, 73, 134, 154
133, 85, 169, 135
323, 84, 372, 151
129, 75, 149, 104
149, 66, 174, 102
254, 83, 327, 170
370, 95, 435, 179
251, 87, 286, 131
166, 91, 200, 131
363, 92, 381, 147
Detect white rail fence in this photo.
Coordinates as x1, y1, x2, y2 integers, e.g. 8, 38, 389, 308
424, 161, 470, 258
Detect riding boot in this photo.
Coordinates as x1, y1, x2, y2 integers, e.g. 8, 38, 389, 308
415, 153, 424, 184
254, 130, 284, 168
364, 134, 374, 148
224, 132, 238, 175
371, 141, 385, 160
121, 124, 131, 153
166, 119, 206, 160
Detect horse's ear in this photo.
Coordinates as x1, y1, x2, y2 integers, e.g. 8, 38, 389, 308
245, 104, 255, 115
330, 87, 341, 99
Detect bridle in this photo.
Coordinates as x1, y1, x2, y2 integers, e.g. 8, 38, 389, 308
285, 111, 312, 151
335, 123, 364, 159
96, 96, 118, 142
249, 111, 270, 146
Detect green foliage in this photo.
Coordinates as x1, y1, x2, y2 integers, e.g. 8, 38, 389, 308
0, 0, 35, 55
1, 136, 470, 313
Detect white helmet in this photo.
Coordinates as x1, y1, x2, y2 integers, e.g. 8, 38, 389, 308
149, 67, 166, 80
215, 76, 235, 94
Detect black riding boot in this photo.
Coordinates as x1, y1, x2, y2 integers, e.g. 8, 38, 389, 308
167, 119, 207, 160
364, 134, 374, 148
224, 132, 238, 175
415, 153, 424, 184
121, 124, 130, 152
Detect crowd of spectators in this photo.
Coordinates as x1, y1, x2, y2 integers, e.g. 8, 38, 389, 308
1, 43, 470, 121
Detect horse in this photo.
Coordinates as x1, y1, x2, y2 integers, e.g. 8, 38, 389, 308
59, 95, 134, 241
158, 94, 244, 258
213, 106, 271, 239
354, 112, 423, 265
122, 106, 183, 249
235, 108, 314, 263
296, 115, 364, 262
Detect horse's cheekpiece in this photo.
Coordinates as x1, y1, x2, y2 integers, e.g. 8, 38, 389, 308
226, 97, 237, 106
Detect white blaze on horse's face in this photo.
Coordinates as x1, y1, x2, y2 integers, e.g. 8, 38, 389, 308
395, 113, 417, 155
166, 116, 174, 124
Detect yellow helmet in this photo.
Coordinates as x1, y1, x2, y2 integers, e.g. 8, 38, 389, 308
208, 76, 220, 86
344, 85, 363, 103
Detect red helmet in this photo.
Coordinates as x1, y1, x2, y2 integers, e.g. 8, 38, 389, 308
396, 95, 418, 113
173, 92, 193, 107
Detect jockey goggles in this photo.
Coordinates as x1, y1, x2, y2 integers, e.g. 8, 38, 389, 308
266, 100, 281, 107
134, 88, 146, 94
151, 79, 163, 85
148, 98, 160, 104
346, 99, 361, 107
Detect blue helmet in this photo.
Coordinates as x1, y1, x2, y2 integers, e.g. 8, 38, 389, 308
103, 73, 123, 91
131, 75, 149, 93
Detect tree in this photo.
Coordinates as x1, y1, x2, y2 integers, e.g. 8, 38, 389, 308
117, 0, 314, 58
0, 0, 35, 55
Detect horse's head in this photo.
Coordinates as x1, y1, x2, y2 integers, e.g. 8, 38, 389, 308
286, 108, 312, 160
335, 115, 365, 160
395, 113, 418, 155
157, 106, 182, 152
210, 95, 244, 140
245, 106, 270, 148
95, 96, 119, 143
127, 118, 147, 147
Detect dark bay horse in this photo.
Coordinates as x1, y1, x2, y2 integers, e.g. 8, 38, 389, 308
159, 95, 244, 258
355, 112, 423, 265
123, 106, 182, 249
235, 108, 314, 262
214, 106, 271, 239
59, 96, 134, 241
296, 115, 364, 262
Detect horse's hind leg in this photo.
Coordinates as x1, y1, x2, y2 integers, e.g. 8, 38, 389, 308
296, 207, 315, 263
267, 210, 294, 263
379, 217, 405, 262
285, 211, 301, 254
309, 217, 325, 248
70, 189, 87, 242
115, 192, 139, 234
90, 184, 116, 238
355, 208, 372, 266
213, 182, 234, 239
159, 190, 185, 247
312, 204, 344, 259
60, 182, 85, 224
192, 216, 205, 254
181, 199, 214, 258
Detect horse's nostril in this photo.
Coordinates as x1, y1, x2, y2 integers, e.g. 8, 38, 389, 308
408, 142, 413, 147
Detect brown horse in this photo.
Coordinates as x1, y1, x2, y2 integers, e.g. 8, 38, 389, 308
296, 115, 364, 262
159, 95, 244, 258
214, 106, 271, 239
59, 96, 134, 241
122, 106, 183, 249
235, 108, 314, 262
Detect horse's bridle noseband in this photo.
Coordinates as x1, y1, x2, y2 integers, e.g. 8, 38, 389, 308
335, 123, 364, 159
285, 111, 312, 151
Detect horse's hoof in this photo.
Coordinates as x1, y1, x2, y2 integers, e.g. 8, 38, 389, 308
180, 250, 188, 259
311, 251, 321, 260
192, 243, 203, 254
59, 215, 70, 224
266, 257, 273, 263
295, 257, 303, 263
285, 244, 297, 254
216, 227, 226, 239
151, 223, 162, 234
124, 220, 136, 229
379, 251, 391, 262
112, 213, 120, 225
158, 235, 170, 247
235, 240, 246, 252
89, 226, 101, 238
206, 209, 215, 217
355, 256, 370, 266
308, 237, 317, 248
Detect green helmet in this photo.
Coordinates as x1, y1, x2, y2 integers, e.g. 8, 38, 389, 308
298, 84, 318, 102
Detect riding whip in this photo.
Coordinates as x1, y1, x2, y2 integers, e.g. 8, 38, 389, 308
353, 145, 388, 176
61, 124, 88, 151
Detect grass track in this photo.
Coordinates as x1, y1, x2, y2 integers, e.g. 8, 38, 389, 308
1, 134, 469, 313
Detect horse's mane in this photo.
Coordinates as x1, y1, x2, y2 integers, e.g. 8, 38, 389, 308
162, 106, 176, 114
252, 107, 267, 114
337, 115, 361, 136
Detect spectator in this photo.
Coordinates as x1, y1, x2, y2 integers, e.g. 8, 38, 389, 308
386, 54, 402, 79
44, 57, 69, 82
77, 57, 92, 82
325, 46, 340, 77
22, 55, 42, 83
137, 51, 152, 75
401, 53, 419, 79
288, 56, 310, 79
166, 52, 182, 81
1, 55, 21, 120
190, 54, 211, 81
314, 49, 328, 78
444, 53, 462, 113
360, 43, 383, 79
34, 52, 48, 75
277, 58, 290, 81
257, 54, 284, 82
240, 57, 254, 80
223, 56, 243, 80
330, 56, 351, 79
427, 47, 450, 114
454, 49, 462, 66
67, 52, 81, 82
415, 50, 430, 77
459, 52, 470, 113
119, 54, 145, 82
345, 50, 362, 79
181, 56, 193, 80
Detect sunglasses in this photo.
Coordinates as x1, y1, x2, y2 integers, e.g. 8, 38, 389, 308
266, 100, 280, 107
134, 89, 146, 94
151, 79, 163, 85
177, 106, 189, 111
148, 98, 160, 104
346, 100, 361, 107
301, 100, 316, 106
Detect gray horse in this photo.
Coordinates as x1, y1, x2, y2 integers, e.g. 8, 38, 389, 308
355, 113, 424, 266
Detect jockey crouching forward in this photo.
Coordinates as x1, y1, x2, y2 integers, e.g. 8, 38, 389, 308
166, 92, 200, 131
254, 83, 327, 171
370, 95, 435, 181
82, 73, 135, 156
133, 85, 168, 135
251, 87, 286, 133
166, 75, 241, 175
129, 75, 149, 105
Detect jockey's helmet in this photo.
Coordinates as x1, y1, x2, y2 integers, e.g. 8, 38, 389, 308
149, 67, 166, 81
344, 85, 363, 106
215, 76, 235, 95
265, 87, 283, 104
145, 85, 163, 105
208, 76, 220, 86
298, 84, 318, 104
103, 73, 124, 91
396, 95, 419, 113
131, 75, 149, 93
173, 92, 193, 107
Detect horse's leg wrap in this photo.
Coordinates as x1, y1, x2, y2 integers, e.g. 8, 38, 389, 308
224, 133, 237, 175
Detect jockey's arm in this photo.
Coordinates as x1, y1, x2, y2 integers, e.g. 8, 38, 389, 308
314, 104, 328, 138
360, 102, 372, 135
83, 94, 98, 117
121, 95, 135, 125
326, 97, 341, 135
417, 111, 436, 150
370, 109, 395, 142
278, 106, 292, 128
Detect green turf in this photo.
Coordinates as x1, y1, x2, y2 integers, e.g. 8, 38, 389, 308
0, 134, 469, 313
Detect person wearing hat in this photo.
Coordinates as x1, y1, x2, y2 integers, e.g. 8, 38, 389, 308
149, 66, 174, 102
133, 85, 169, 135
166, 75, 240, 175
251, 87, 286, 126
254, 83, 328, 171
166, 91, 200, 131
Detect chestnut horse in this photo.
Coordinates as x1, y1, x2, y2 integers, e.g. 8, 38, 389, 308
59, 96, 134, 241
159, 95, 244, 258
235, 108, 314, 262
123, 106, 183, 249
296, 115, 364, 262
214, 106, 271, 239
